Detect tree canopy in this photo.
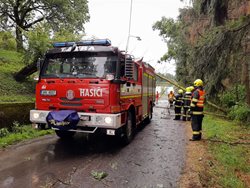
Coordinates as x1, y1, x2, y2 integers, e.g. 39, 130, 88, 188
153, 1, 250, 103
0, 0, 89, 50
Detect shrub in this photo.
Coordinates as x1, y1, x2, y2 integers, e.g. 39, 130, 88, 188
220, 85, 246, 108
228, 104, 250, 122
0, 31, 16, 51
0, 128, 9, 138
11, 121, 23, 133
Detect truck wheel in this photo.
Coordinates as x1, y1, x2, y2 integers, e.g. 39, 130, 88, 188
145, 104, 153, 124
148, 105, 153, 120
121, 111, 135, 145
55, 130, 75, 139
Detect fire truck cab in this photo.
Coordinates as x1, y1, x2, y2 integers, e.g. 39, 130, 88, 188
30, 39, 156, 144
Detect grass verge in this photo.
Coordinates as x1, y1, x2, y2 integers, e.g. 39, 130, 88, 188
0, 124, 54, 148
201, 116, 250, 188
0, 49, 35, 102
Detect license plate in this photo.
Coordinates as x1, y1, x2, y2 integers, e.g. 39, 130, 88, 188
107, 129, 115, 135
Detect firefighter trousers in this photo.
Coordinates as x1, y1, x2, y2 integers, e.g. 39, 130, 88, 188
183, 107, 191, 121
174, 107, 182, 120
191, 114, 204, 140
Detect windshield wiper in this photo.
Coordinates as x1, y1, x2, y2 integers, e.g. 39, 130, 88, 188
41, 74, 61, 78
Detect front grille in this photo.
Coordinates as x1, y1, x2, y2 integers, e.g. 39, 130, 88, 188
60, 102, 82, 106
60, 97, 82, 101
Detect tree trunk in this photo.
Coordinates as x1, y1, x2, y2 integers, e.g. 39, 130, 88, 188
242, 40, 250, 106
15, 25, 23, 52
242, 55, 250, 106
14, 61, 37, 81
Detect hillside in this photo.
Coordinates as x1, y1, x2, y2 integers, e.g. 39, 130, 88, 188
0, 49, 35, 102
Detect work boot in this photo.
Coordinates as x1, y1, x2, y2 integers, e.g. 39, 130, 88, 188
189, 138, 200, 141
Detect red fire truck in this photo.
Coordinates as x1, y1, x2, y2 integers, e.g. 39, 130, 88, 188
30, 39, 156, 144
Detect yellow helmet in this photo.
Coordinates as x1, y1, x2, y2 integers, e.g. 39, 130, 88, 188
189, 86, 194, 92
185, 87, 192, 92
178, 89, 183, 94
194, 79, 203, 87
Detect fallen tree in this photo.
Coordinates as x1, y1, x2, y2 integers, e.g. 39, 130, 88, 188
14, 62, 37, 82
156, 73, 228, 114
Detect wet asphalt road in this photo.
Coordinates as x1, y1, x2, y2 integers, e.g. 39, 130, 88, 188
0, 99, 187, 188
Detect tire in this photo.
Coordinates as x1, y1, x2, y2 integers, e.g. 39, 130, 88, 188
145, 104, 153, 124
148, 105, 153, 120
121, 110, 135, 145
55, 130, 75, 139
38, 123, 46, 130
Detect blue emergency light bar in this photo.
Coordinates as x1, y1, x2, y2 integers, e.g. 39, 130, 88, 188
53, 39, 111, 48
77, 39, 111, 46
53, 42, 75, 48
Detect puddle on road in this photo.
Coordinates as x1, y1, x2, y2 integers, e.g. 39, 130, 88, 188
0, 99, 187, 188
3, 176, 14, 187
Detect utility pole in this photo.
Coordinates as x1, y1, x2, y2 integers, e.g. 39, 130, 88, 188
125, 0, 133, 56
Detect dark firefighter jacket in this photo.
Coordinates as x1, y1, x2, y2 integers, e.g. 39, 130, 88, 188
183, 92, 192, 108
174, 94, 183, 108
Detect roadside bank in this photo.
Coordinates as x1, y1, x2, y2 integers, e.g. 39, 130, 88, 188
0, 102, 34, 128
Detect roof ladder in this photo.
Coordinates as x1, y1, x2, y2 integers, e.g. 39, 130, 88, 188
125, 59, 134, 79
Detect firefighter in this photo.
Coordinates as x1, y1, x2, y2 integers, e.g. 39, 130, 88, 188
173, 89, 183, 120
168, 90, 175, 107
189, 86, 195, 93
189, 79, 205, 141
182, 86, 192, 121
156, 91, 159, 104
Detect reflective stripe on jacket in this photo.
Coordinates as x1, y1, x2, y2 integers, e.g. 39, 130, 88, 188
183, 92, 192, 108
190, 87, 205, 113
174, 94, 183, 108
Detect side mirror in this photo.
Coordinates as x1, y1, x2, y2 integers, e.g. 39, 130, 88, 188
37, 58, 44, 72
33, 76, 39, 81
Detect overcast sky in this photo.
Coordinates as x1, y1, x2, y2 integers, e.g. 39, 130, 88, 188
84, 0, 186, 75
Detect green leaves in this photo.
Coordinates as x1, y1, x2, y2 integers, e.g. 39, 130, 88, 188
153, 1, 250, 105
43, 0, 90, 32
0, 32, 16, 51
153, 17, 186, 62
91, 171, 108, 181
0, 0, 89, 50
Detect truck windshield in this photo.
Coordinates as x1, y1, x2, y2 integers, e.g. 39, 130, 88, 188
41, 53, 117, 78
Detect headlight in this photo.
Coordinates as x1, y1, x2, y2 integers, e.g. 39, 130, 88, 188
96, 116, 103, 123
32, 112, 46, 120
40, 90, 56, 96
33, 112, 40, 119
104, 117, 112, 124
30, 110, 48, 123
